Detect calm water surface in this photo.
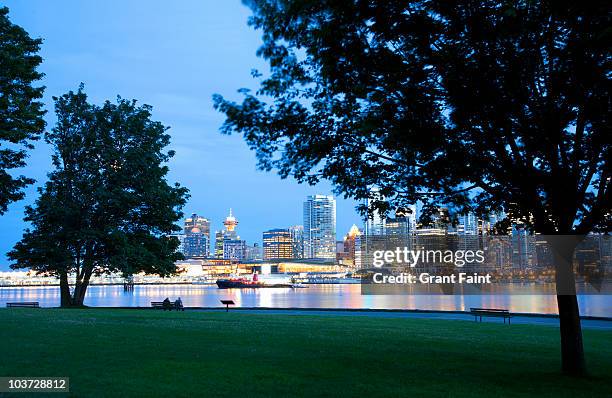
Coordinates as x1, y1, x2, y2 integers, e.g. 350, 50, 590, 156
1, 284, 610, 317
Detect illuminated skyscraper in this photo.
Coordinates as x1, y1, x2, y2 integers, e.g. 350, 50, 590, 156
289, 225, 304, 259
365, 187, 386, 236
245, 243, 263, 261
214, 231, 224, 259
184, 213, 211, 239
303, 195, 336, 259
224, 239, 246, 260
183, 213, 211, 257
183, 232, 209, 258
263, 229, 293, 260
340, 224, 362, 267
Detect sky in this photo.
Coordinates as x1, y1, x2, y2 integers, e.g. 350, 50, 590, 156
0, 0, 361, 270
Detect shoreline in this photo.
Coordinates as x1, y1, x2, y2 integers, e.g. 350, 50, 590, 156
9, 305, 611, 322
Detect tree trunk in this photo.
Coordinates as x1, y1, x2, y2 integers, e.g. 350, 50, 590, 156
550, 236, 586, 376
72, 268, 93, 307
59, 271, 72, 307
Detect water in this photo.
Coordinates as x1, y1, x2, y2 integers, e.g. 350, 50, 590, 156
1, 284, 610, 317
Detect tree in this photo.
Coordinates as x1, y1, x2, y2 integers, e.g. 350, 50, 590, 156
214, 0, 610, 375
0, 6, 46, 214
9, 86, 189, 307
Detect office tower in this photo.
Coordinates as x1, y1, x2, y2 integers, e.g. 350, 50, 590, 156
289, 225, 304, 259
456, 213, 478, 235
303, 195, 336, 259
365, 187, 385, 236
386, 208, 413, 247
183, 213, 211, 257
511, 223, 535, 269
245, 243, 263, 261
214, 231, 224, 259
456, 212, 479, 253
223, 239, 246, 260
172, 233, 186, 255
183, 232, 209, 258
263, 229, 293, 260
340, 224, 362, 267
184, 213, 211, 240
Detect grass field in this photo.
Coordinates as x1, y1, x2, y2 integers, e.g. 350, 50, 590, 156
0, 309, 610, 397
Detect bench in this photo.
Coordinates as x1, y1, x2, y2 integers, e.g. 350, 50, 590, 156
6, 302, 40, 308
470, 308, 512, 324
151, 301, 184, 311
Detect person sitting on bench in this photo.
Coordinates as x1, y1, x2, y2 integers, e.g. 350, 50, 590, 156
174, 297, 183, 310
162, 297, 172, 311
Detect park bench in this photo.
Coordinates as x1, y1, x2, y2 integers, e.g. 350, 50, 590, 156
151, 301, 184, 311
6, 302, 40, 308
470, 308, 512, 324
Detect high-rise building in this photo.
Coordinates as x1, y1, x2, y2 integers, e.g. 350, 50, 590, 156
289, 225, 304, 259
263, 229, 293, 260
172, 233, 186, 255
339, 224, 362, 267
245, 243, 263, 261
224, 239, 246, 260
303, 195, 336, 259
183, 232, 209, 258
511, 223, 535, 269
184, 213, 211, 239
214, 230, 224, 259
365, 187, 386, 236
455, 212, 479, 252
183, 213, 211, 257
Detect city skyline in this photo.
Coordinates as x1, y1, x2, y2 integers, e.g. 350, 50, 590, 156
0, 0, 361, 270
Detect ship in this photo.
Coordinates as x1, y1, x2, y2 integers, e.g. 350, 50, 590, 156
216, 272, 296, 289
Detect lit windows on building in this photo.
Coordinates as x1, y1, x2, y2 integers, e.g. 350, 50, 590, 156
289, 225, 304, 259
183, 213, 211, 258
303, 195, 336, 260
224, 239, 246, 260
263, 229, 293, 260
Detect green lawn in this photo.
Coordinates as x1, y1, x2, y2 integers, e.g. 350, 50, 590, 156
0, 309, 610, 397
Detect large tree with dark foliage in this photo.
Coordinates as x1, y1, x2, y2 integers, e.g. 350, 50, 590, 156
0, 7, 46, 214
9, 86, 189, 307
214, 0, 610, 375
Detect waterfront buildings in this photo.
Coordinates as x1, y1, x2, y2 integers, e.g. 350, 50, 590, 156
303, 195, 337, 260
263, 228, 293, 260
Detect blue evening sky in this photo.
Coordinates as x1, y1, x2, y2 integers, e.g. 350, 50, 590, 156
0, 0, 361, 270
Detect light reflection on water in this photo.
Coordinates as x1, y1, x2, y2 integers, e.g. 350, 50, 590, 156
0, 284, 610, 317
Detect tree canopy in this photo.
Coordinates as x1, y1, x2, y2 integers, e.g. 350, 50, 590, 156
0, 6, 46, 214
9, 86, 189, 306
214, 0, 610, 234
215, 0, 610, 375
